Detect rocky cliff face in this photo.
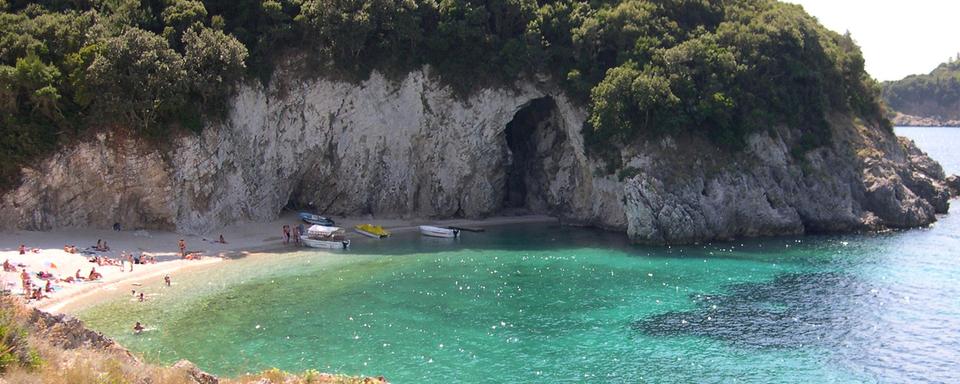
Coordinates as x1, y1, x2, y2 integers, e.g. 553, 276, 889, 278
0, 65, 952, 244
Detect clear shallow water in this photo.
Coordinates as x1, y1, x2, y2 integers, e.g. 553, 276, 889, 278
76, 128, 960, 383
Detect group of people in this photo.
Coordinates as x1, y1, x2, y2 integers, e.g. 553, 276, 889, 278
18, 244, 39, 255
131, 274, 173, 334
16, 266, 60, 301
94, 239, 111, 252
282, 224, 305, 245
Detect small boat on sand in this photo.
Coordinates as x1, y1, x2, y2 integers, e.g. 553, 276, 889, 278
419, 225, 460, 238
301, 225, 350, 249
299, 212, 335, 226
355, 224, 391, 238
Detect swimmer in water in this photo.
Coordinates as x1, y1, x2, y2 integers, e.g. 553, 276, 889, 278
133, 322, 144, 334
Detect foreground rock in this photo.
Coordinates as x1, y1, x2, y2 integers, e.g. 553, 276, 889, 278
0, 64, 951, 244
0, 298, 382, 383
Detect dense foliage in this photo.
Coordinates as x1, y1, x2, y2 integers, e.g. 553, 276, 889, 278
883, 56, 960, 119
0, 0, 888, 188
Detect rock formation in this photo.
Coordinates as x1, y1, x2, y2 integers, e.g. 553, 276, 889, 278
890, 112, 960, 128
0, 66, 952, 244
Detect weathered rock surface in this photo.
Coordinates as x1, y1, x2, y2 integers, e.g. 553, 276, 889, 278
0, 65, 951, 244
947, 175, 960, 197
174, 360, 221, 384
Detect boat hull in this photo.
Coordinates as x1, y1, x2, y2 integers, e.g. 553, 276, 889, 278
299, 212, 335, 226
419, 226, 460, 238
300, 236, 350, 249
355, 228, 387, 238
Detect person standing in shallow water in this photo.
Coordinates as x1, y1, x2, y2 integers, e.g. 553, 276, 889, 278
164, 275, 171, 287
178, 239, 186, 258
282, 225, 291, 244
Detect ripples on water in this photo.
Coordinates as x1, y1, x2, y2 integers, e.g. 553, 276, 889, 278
75, 128, 960, 383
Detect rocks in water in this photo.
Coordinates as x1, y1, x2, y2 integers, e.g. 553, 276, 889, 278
946, 175, 960, 197
632, 272, 882, 349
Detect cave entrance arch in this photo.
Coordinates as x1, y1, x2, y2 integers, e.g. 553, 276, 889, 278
502, 96, 565, 213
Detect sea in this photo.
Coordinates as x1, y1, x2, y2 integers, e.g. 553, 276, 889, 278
75, 127, 960, 383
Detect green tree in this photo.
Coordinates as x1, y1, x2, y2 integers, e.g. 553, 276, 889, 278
85, 27, 187, 134
182, 26, 247, 115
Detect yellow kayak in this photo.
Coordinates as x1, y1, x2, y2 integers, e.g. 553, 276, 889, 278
354, 224, 391, 238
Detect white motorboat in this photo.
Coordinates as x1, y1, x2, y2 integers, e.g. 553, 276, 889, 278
300, 235, 350, 249
419, 225, 460, 238
301, 225, 350, 249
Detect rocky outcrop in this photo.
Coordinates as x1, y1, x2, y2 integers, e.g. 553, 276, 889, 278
28, 308, 137, 358
174, 360, 220, 384
947, 175, 960, 197
0, 64, 951, 244
891, 112, 960, 127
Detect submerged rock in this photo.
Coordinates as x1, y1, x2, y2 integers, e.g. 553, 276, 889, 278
0, 65, 950, 244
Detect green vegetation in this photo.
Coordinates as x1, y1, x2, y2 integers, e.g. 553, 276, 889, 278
0, 0, 888, 189
0, 308, 40, 372
882, 55, 960, 119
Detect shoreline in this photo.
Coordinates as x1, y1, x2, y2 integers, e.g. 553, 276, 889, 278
1, 213, 559, 315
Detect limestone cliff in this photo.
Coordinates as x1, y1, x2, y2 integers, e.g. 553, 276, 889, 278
0, 66, 952, 244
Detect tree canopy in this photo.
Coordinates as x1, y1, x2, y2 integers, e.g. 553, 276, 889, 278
0, 0, 889, 189
882, 56, 960, 120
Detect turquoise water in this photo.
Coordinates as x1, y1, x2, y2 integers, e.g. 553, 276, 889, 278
75, 128, 960, 383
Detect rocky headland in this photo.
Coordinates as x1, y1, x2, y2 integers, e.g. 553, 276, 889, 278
890, 112, 960, 128
0, 64, 953, 244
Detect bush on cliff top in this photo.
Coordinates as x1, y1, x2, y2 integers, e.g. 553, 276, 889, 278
0, 0, 888, 190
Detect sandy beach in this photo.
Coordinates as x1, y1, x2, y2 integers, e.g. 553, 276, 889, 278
0, 212, 557, 314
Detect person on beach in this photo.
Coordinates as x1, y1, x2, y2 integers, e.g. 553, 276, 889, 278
283, 225, 291, 244
164, 275, 171, 287
3, 259, 15, 272
133, 322, 144, 334
178, 239, 186, 257
88, 268, 102, 280
127, 254, 134, 272
75, 269, 82, 280
138, 292, 145, 302
44, 280, 52, 293
21, 269, 31, 295
31, 288, 45, 301
19, 244, 25, 255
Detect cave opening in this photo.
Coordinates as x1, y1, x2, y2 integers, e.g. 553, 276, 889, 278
503, 96, 560, 212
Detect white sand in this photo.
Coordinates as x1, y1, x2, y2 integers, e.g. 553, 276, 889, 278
0, 212, 557, 314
